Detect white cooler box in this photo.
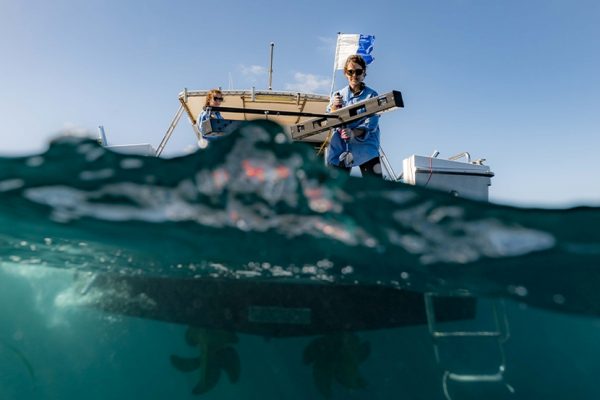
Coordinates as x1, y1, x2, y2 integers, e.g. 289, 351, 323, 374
402, 155, 494, 201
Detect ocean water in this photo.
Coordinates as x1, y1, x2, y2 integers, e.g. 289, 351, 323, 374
1, 121, 599, 399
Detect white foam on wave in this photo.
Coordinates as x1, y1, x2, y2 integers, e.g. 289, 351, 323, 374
22, 179, 378, 247
390, 202, 556, 264
0, 179, 25, 192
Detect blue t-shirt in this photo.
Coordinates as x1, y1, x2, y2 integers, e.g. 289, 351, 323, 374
197, 109, 223, 141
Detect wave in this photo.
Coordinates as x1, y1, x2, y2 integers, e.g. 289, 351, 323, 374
0, 121, 599, 317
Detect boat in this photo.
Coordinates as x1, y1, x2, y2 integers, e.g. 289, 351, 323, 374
83, 36, 508, 392
87, 96, 503, 395
88, 48, 503, 396
89, 83, 495, 335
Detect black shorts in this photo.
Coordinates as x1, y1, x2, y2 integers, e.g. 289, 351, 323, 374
331, 156, 382, 177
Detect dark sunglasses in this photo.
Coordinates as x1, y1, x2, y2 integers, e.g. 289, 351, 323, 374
213, 97, 224, 101
346, 69, 364, 76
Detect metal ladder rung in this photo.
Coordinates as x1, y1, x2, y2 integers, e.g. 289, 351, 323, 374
432, 331, 502, 338
447, 371, 504, 383
443, 370, 515, 400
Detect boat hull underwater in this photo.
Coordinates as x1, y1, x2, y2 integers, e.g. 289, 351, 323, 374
82, 274, 476, 337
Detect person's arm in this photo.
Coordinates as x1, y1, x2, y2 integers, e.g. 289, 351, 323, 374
349, 90, 379, 141
351, 114, 379, 141
197, 110, 209, 134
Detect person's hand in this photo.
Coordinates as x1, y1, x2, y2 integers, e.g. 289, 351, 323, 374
332, 93, 343, 110
339, 128, 365, 140
339, 128, 352, 140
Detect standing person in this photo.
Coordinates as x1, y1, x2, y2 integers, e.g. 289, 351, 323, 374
327, 55, 382, 177
197, 89, 225, 142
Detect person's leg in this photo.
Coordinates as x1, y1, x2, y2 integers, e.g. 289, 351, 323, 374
359, 157, 383, 178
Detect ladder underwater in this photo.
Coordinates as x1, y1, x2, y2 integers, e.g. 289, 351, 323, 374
425, 292, 514, 399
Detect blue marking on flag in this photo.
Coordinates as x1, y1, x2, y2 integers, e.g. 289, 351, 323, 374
357, 35, 375, 65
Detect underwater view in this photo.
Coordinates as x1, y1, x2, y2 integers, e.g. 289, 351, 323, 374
1, 121, 599, 399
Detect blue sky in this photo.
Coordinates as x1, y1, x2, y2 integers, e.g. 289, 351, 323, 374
1, 0, 599, 207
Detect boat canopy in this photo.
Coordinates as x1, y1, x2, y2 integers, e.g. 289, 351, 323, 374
159, 88, 403, 158
156, 89, 332, 156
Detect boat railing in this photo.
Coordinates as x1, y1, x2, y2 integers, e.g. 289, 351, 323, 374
448, 151, 472, 164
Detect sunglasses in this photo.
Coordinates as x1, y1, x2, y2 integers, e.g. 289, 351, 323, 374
346, 69, 364, 76
213, 97, 224, 101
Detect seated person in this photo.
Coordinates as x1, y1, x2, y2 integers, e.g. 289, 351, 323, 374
197, 89, 225, 141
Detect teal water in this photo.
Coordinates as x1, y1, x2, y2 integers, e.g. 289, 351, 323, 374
1, 121, 599, 399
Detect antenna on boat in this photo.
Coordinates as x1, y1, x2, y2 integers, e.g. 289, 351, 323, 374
268, 42, 274, 90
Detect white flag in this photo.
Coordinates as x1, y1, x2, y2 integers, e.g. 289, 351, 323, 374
334, 34, 375, 70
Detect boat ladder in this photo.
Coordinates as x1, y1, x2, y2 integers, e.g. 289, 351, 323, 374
379, 146, 400, 181
424, 292, 514, 399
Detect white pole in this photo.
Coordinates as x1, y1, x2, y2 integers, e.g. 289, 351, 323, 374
329, 32, 341, 97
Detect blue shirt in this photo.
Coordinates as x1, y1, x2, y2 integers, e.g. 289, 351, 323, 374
197, 109, 223, 141
326, 85, 380, 167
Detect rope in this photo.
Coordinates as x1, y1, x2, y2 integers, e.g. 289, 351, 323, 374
317, 130, 334, 156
